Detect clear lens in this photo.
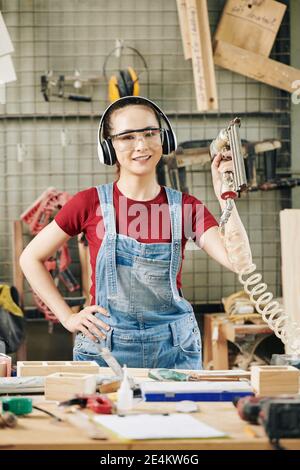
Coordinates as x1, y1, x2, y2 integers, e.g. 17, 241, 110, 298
111, 128, 162, 150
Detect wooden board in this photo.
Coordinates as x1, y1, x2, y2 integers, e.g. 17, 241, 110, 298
186, 0, 218, 111
176, 0, 192, 59
214, 40, 300, 93
12, 220, 24, 308
223, 323, 272, 343
0, 362, 7, 377
17, 360, 100, 377
212, 324, 229, 370
280, 209, 300, 353
214, 0, 286, 57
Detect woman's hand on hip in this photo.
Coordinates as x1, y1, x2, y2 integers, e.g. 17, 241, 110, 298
64, 305, 110, 342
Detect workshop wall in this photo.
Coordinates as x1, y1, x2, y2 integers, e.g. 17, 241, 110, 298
0, 0, 292, 310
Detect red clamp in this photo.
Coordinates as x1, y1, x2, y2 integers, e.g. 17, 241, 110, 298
85, 395, 114, 414
59, 394, 114, 414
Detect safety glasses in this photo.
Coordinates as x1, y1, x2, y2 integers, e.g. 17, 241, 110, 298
109, 127, 163, 150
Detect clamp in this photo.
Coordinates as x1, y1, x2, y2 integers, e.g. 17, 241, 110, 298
59, 394, 115, 414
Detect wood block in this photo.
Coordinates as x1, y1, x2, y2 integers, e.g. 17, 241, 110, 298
186, 0, 218, 111
212, 320, 229, 370
214, 40, 300, 93
223, 322, 272, 343
98, 379, 121, 394
17, 360, 100, 377
0, 363, 7, 377
214, 0, 286, 57
280, 210, 300, 353
12, 220, 24, 308
251, 365, 300, 396
45, 372, 97, 401
176, 0, 192, 59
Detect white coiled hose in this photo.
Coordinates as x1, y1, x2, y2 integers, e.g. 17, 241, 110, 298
221, 228, 300, 354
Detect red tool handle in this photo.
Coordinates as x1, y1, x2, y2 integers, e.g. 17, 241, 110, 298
87, 396, 113, 414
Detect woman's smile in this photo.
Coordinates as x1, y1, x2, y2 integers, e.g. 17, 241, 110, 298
132, 155, 152, 162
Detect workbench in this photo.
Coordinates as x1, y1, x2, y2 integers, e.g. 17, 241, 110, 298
1, 367, 300, 450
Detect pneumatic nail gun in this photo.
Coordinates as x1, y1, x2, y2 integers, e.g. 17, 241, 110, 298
210, 117, 248, 232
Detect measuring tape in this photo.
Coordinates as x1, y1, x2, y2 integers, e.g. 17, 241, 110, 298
1, 397, 33, 415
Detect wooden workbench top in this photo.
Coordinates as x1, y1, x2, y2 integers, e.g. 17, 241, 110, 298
1, 400, 300, 450
1, 367, 300, 450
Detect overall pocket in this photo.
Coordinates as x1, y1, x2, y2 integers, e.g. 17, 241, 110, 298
147, 271, 173, 301
133, 261, 173, 311
174, 322, 202, 370
73, 329, 113, 362
178, 322, 201, 356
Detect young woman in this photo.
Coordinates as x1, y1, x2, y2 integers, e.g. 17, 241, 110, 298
20, 96, 251, 369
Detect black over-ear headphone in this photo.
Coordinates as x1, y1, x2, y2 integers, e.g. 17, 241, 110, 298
97, 96, 177, 166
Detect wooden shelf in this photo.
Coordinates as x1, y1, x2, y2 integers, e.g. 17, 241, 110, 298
203, 313, 273, 370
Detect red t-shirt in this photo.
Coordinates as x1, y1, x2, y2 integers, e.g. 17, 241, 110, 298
55, 182, 218, 305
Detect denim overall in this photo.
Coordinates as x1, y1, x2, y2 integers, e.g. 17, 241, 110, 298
73, 183, 202, 369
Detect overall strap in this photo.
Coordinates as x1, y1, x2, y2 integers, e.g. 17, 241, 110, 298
96, 183, 118, 298
165, 186, 182, 302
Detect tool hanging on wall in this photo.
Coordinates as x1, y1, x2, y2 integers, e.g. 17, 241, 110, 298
224, 138, 300, 192
166, 139, 212, 193
102, 43, 149, 103
40, 70, 101, 102
256, 147, 300, 191
163, 138, 281, 194
20, 188, 82, 323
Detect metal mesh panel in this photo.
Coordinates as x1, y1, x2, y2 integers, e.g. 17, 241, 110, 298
0, 0, 291, 307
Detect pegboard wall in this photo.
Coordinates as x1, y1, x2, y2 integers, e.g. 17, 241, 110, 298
0, 0, 293, 308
